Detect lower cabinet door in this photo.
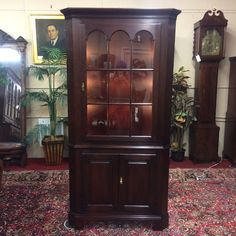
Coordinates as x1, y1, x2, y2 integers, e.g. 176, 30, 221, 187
83, 153, 159, 214
83, 154, 118, 212
119, 154, 157, 213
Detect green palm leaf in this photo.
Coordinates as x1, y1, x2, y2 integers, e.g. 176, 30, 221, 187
21, 47, 67, 141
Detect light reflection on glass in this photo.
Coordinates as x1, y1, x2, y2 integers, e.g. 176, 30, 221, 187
0, 48, 21, 62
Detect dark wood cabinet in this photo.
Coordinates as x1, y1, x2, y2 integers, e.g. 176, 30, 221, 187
223, 57, 236, 166
61, 7, 180, 230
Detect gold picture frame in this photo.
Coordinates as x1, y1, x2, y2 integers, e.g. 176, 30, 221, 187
31, 14, 65, 64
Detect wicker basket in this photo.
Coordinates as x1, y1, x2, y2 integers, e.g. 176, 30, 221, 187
42, 135, 64, 165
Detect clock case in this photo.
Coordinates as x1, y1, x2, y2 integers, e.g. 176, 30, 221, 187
193, 9, 227, 61
190, 10, 228, 162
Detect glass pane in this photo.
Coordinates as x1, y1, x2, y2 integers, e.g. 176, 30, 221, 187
87, 71, 107, 103
98, 54, 116, 69
201, 29, 221, 56
132, 71, 153, 103
110, 31, 131, 69
108, 105, 130, 135
87, 31, 107, 69
109, 71, 130, 103
87, 105, 108, 135
132, 31, 154, 69
131, 105, 152, 135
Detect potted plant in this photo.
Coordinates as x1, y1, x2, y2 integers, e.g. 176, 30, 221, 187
170, 66, 197, 161
21, 47, 67, 165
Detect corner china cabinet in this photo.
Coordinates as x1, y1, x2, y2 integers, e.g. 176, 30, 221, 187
61, 8, 180, 230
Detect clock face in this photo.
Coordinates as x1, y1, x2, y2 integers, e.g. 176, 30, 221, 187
201, 29, 222, 56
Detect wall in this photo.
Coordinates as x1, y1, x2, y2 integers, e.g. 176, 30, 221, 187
0, 0, 236, 157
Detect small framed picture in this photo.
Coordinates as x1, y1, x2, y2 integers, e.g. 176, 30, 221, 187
31, 14, 66, 64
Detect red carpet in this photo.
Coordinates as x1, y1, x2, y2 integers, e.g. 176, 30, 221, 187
1, 168, 236, 235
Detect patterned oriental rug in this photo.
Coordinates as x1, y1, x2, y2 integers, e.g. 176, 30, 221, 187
0, 169, 236, 236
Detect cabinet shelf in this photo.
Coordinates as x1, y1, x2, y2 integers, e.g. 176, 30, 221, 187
87, 102, 152, 105
86, 68, 154, 71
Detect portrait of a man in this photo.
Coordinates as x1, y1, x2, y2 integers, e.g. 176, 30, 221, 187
31, 15, 66, 64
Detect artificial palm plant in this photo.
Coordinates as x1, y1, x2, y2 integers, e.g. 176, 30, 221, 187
171, 66, 197, 161
22, 47, 67, 164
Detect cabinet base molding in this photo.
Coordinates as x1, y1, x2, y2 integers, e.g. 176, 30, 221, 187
68, 211, 169, 230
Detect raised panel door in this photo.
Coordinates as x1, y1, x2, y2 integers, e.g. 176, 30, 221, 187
119, 154, 156, 213
83, 154, 118, 211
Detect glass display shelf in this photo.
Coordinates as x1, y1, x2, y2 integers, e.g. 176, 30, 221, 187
86, 29, 154, 137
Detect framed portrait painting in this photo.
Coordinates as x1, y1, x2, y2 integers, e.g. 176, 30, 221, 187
31, 15, 66, 64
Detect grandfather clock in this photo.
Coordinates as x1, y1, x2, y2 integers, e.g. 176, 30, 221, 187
189, 9, 228, 162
